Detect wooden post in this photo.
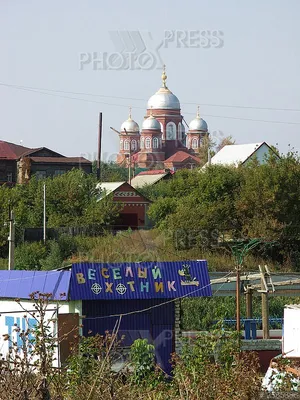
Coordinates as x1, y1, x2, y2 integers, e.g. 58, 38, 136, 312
246, 289, 253, 319
261, 272, 270, 339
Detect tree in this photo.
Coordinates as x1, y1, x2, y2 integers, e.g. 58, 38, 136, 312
215, 135, 235, 153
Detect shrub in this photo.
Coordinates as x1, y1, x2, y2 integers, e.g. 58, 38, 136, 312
129, 338, 155, 385
15, 242, 47, 270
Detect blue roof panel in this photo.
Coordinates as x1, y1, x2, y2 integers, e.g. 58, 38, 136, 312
0, 270, 71, 300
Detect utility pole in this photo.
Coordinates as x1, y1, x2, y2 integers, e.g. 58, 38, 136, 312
8, 208, 15, 270
97, 112, 103, 180
43, 183, 46, 244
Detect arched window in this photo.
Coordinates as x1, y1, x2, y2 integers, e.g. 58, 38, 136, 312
166, 122, 176, 140
192, 138, 198, 149
124, 140, 130, 151
153, 137, 159, 149
160, 122, 164, 139
145, 137, 151, 149
131, 139, 137, 151
140, 137, 145, 149
120, 139, 124, 150
200, 136, 205, 146
178, 122, 182, 140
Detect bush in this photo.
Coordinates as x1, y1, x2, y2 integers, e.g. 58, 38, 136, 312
15, 242, 47, 270
129, 339, 155, 385
40, 241, 64, 270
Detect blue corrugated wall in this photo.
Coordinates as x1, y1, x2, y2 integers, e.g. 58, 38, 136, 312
82, 299, 175, 374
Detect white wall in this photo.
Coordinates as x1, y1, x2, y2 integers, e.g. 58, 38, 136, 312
283, 307, 300, 357
244, 143, 275, 165
0, 299, 81, 366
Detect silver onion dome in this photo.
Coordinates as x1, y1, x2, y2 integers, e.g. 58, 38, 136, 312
147, 88, 180, 110
120, 109, 140, 133
189, 107, 208, 132
147, 65, 180, 110
142, 115, 161, 130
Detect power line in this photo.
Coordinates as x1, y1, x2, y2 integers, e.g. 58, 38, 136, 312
84, 270, 235, 321
1, 82, 300, 113
1, 82, 300, 126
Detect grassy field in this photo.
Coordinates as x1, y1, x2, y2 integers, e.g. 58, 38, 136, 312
68, 229, 281, 272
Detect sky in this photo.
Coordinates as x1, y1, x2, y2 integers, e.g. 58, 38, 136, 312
1, 0, 300, 161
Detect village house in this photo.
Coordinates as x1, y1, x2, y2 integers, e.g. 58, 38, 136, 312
206, 142, 279, 167
96, 181, 152, 230
0, 140, 92, 185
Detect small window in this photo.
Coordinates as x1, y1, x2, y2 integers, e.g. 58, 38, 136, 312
7, 173, 13, 183
131, 139, 137, 151
145, 137, 151, 149
153, 137, 159, 149
124, 140, 130, 151
140, 137, 145, 149
35, 171, 47, 180
120, 139, 124, 150
54, 170, 65, 176
192, 138, 198, 149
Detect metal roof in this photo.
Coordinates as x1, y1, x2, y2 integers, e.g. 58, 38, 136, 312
30, 156, 91, 164
131, 173, 168, 188
0, 140, 32, 160
0, 270, 71, 300
70, 260, 212, 300
208, 142, 265, 167
96, 182, 126, 200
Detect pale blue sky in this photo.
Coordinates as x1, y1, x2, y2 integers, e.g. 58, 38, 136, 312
1, 0, 300, 160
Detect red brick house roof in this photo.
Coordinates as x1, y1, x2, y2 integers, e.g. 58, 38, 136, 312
164, 150, 200, 164
0, 140, 31, 159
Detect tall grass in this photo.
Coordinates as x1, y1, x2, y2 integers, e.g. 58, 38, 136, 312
69, 229, 280, 272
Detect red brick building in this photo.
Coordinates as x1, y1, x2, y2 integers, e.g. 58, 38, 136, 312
97, 181, 151, 230
116, 67, 209, 171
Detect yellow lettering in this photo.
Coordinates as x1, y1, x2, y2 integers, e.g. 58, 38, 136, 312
76, 273, 85, 284
105, 282, 113, 293
155, 282, 164, 293
101, 268, 109, 279
127, 281, 135, 292
138, 267, 147, 279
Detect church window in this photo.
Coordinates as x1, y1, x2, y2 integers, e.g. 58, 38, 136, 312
192, 138, 198, 149
153, 137, 159, 149
145, 137, 151, 149
178, 122, 183, 140
120, 139, 124, 150
131, 140, 137, 151
124, 140, 130, 151
160, 122, 164, 139
141, 137, 145, 149
166, 122, 176, 140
